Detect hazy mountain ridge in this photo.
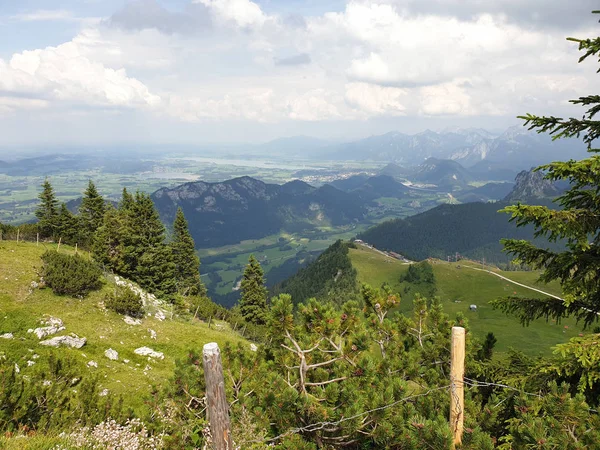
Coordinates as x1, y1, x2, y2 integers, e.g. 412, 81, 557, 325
324, 125, 586, 167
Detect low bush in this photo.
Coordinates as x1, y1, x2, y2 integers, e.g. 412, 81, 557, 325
105, 288, 144, 318
40, 251, 103, 297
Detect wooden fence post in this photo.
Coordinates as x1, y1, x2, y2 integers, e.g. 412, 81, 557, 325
36, 233, 39, 246
16, 228, 19, 244
203, 342, 233, 450
57, 237, 61, 252
450, 326, 465, 449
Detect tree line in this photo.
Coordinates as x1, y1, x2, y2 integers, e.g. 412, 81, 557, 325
32, 179, 205, 300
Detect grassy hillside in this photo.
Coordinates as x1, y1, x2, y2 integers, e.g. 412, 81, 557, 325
0, 240, 246, 412
350, 245, 581, 356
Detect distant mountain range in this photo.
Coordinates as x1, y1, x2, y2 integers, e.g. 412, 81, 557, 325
287, 125, 587, 168
151, 176, 367, 248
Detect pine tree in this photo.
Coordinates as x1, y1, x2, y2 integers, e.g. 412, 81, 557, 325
125, 192, 176, 298
92, 206, 127, 273
493, 21, 600, 327
35, 179, 59, 239
239, 255, 268, 324
79, 180, 106, 246
56, 203, 80, 245
119, 187, 134, 211
171, 208, 206, 297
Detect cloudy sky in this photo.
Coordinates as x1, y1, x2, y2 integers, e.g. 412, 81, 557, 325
0, 0, 598, 147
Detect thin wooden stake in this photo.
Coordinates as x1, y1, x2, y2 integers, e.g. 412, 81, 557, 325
75, 243, 78, 254
450, 326, 465, 449
16, 228, 19, 243
57, 237, 62, 252
36, 233, 39, 246
193, 304, 200, 321
202, 343, 233, 450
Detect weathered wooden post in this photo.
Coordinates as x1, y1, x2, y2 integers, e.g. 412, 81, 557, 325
203, 342, 233, 450
16, 228, 19, 244
36, 233, 39, 246
450, 326, 465, 449
57, 237, 62, 252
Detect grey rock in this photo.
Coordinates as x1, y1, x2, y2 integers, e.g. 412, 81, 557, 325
31, 325, 65, 339
39, 335, 86, 349
0, 333, 14, 339
104, 348, 119, 361
124, 316, 142, 326
134, 346, 164, 360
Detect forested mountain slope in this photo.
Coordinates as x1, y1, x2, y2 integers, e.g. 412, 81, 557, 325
357, 200, 561, 263
152, 176, 366, 248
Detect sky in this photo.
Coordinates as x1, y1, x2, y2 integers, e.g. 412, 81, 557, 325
0, 0, 598, 147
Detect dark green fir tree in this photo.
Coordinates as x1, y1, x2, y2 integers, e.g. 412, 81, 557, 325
35, 178, 59, 239
92, 206, 127, 273
171, 208, 206, 297
119, 187, 134, 211
126, 192, 176, 299
56, 203, 80, 245
239, 255, 268, 325
79, 180, 106, 246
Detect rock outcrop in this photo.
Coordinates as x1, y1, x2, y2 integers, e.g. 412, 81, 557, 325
39, 335, 86, 349
134, 346, 164, 360
105, 348, 119, 361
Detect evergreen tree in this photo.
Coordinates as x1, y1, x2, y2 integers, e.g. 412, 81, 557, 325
494, 22, 600, 327
239, 255, 268, 324
79, 180, 106, 246
56, 203, 80, 245
125, 192, 176, 298
119, 187, 134, 211
35, 178, 59, 239
171, 208, 206, 297
92, 206, 127, 273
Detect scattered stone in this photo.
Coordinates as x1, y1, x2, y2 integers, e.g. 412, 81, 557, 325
39, 335, 86, 349
144, 364, 152, 371
134, 346, 164, 360
0, 333, 14, 339
87, 360, 98, 368
148, 329, 157, 340
124, 359, 130, 363
14, 363, 20, 374
43, 380, 52, 386
99, 389, 109, 396
27, 360, 35, 367
43, 317, 64, 327
30, 281, 39, 289
30, 325, 66, 340
104, 348, 119, 361
154, 310, 166, 321
124, 316, 142, 326
250, 343, 258, 352
32, 354, 39, 359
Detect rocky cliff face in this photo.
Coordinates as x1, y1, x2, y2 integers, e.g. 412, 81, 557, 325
504, 169, 561, 202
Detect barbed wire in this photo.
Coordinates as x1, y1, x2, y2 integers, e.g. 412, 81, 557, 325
463, 377, 543, 398
253, 384, 452, 444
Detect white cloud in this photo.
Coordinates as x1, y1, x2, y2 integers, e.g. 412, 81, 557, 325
419, 81, 474, 116
0, 38, 161, 111
345, 82, 406, 116
195, 0, 267, 28
1, 0, 597, 141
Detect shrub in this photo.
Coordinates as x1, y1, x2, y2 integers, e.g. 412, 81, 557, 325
40, 251, 103, 297
105, 288, 144, 318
